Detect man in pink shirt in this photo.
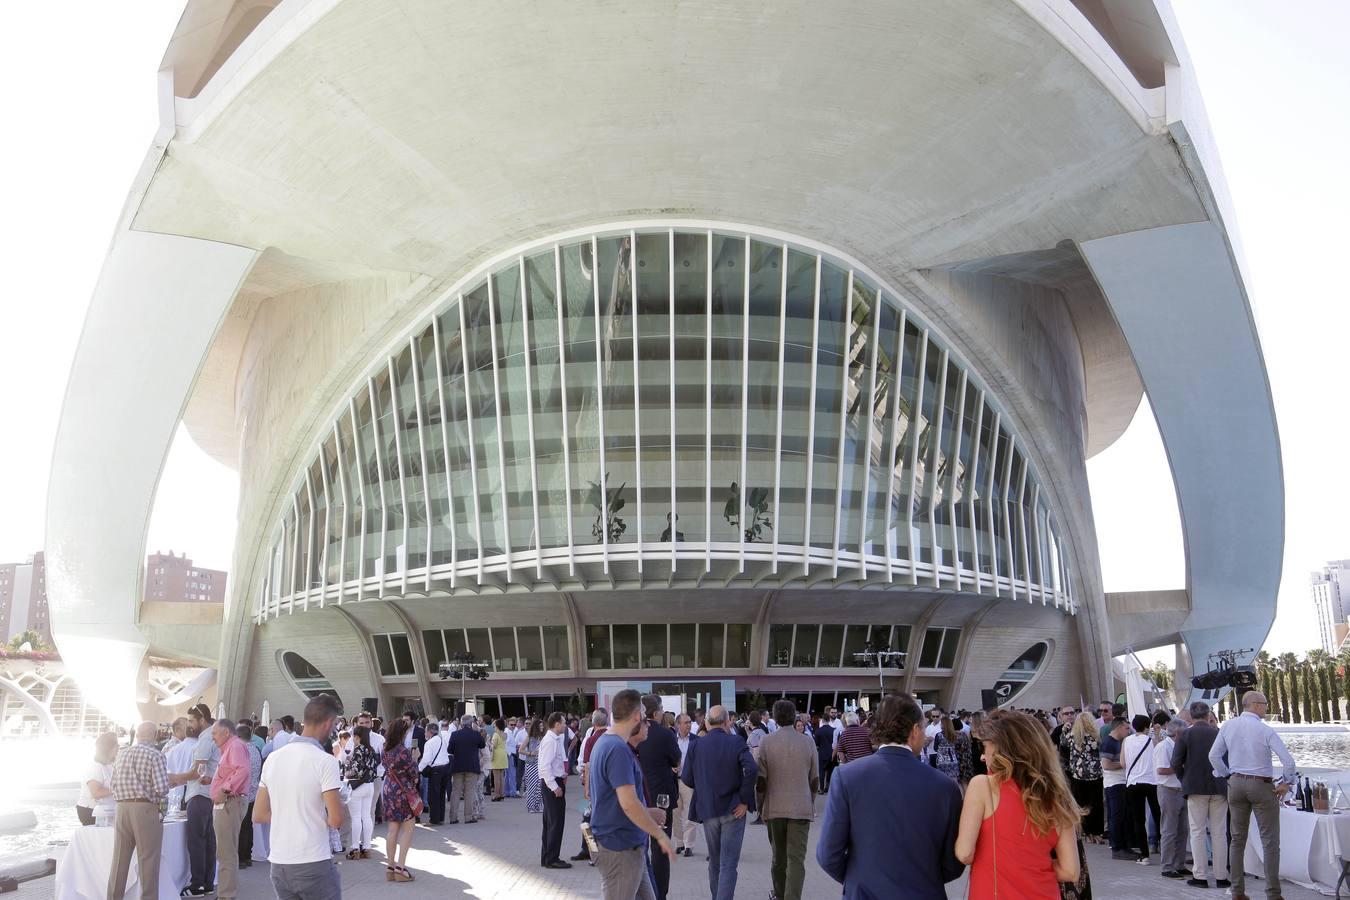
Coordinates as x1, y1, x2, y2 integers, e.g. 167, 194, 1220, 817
209, 719, 251, 900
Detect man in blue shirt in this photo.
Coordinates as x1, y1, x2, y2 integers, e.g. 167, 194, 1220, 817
590, 689, 676, 900
680, 705, 758, 900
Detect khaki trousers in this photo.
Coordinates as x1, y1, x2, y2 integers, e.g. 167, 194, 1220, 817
108, 801, 163, 900
212, 796, 246, 899
1229, 776, 1281, 899
674, 781, 699, 850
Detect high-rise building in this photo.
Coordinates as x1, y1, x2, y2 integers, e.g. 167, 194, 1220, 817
0, 552, 52, 645
1312, 561, 1350, 653
144, 551, 228, 604
46, 0, 1285, 724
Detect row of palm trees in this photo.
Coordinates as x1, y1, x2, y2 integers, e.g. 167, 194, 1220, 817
1250, 648, 1350, 723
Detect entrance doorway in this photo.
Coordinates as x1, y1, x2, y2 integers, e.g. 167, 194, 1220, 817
651, 681, 723, 716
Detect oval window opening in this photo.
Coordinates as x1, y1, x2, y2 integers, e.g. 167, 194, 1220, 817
992, 641, 1051, 706
278, 651, 343, 711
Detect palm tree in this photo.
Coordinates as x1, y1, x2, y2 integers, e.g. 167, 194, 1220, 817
1255, 650, 1275, 710
1338, 647, 1350, 721
1277, 652, 1301, 724
1302, 663, 1320, 722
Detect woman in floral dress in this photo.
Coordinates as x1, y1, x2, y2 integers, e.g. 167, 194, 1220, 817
1061, 711, 1104, 842
522, 717, 544, 813
381, 719, 421, 882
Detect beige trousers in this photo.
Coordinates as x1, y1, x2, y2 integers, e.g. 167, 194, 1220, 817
212, 796, 246, 899
108, 801, 163, 900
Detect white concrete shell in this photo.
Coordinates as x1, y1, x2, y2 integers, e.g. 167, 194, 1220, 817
47, 0, 1280, 718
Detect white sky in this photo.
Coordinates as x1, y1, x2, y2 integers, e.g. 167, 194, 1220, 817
0, 2, 1345, 656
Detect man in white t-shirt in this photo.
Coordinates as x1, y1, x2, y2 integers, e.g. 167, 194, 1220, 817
254, 694, 343, 900
1120, 714, 1162, 863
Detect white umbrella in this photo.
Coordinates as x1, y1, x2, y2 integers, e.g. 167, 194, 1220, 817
261, 700, 270, 728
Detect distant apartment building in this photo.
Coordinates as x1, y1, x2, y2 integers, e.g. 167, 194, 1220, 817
145, 551, 228, 603
1312, 560, 1350, 652
0, 552, 52, 645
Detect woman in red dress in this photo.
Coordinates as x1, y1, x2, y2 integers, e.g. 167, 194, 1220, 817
956, 709, 1082, 898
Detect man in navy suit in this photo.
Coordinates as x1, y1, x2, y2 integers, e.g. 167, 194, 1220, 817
816, 693, 963, 899
680, 705, 758, 900
813, 715, 836, 794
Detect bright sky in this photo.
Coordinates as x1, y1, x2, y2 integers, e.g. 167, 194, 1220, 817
0, 3, 1345, 656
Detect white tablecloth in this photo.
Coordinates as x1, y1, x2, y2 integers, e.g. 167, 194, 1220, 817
1243, 807, 1350, 896
55, 818, 190, 900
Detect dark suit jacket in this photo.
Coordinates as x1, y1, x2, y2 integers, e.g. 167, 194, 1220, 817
816, 745, 963, 899
412, 724, 427, 756
637, 718, 682, 808
1171, 722, 1225, 796
448, 727, 485, 774
680, 727, 757, 822
814, 722, 836, 763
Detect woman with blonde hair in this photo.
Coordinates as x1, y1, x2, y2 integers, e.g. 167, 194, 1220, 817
1062, 711, 1105, 843
956, 709, 1082, 898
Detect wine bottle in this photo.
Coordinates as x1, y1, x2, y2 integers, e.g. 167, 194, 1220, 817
1306, 776, 1316, 812
1295, 774, 1305, 810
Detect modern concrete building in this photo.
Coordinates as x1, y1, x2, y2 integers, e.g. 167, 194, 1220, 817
145, 550, 228, 604
1311, 561, 1350, 653
47, 0, 1283, 723
0, 553, 52, 646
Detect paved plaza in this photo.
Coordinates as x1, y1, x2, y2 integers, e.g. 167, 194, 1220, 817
230, 779, 1321, 898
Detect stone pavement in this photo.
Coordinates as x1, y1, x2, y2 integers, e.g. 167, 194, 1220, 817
21, 776, 1326, 899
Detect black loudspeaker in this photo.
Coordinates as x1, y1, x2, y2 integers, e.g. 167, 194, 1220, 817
361, 697, 379, 717
980, 690, 999, 712
533, 699, 547, 719
454, 701, 467, 720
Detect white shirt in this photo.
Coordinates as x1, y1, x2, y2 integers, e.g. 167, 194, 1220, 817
403, 726, 415, 750
272, 730, 294, 751
164, 735, 198, 809
677, 734, 692, 773
1209, 710, 1296, 783
1154, 737, 1181, 790
78, 760, 115, 816
1121, 732, 1160, 786
537, 729, 567, 791
258, 736, 342, 865
419, 733, 450, 771
368, 729, 386, 776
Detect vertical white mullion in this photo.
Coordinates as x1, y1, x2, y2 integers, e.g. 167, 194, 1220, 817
1015, 458, 1031, 602
590, 236, 610, 572
457, 298, 485, 582
669, 228, 677, 572
882, 310, 906, 582
926, 350, 948, 589
630, 231, 643, 576
831, 271, 855, 578
318, 434, 336, 605
289, 495, 301, 613
802, 255, 822, 576
554, 245, 575, 576
985, 413, 1003, 597
485, 276, 514, 581
518, 258, 543, 580
904, 333, 929, 585
772, 244, 787, 576
704, 230, 713, 573
367, 379, 389, 592
1002, 434, 1018, 600
738, 235, 750, 574
333, 421, 349, 604
946, 370, 967, 592
856, 288, 881, 577
387, 358, 411, 596
347, 400, 367, 600
966, 393, 986, 595
409, 337, 434, 592
430, 318, 457, 589
305, 469, 319, 604
1031, 484, 1047, 605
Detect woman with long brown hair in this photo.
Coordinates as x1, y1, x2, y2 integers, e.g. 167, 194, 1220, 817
956, 709, 1081, 898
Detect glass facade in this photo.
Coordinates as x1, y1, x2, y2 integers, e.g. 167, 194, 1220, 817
767, 623, 913, 668
255, 226, 1075, 620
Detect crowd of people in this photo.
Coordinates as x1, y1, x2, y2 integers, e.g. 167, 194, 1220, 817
86, 686, 1298, 900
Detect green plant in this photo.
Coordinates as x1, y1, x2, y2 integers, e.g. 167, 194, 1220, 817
586, 472, 627, 544
723, 482, 773, 543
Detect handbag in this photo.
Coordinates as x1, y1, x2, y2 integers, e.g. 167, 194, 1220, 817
1058, 833, 1092, 900
387, 759, 425, 818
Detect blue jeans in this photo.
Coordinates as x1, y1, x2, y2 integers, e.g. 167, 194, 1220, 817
506, 754, 518, 796
271, 858, 341, 900
702, 813, 746, 900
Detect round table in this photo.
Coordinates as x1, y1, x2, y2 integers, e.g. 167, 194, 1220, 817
55, 818, 190, 900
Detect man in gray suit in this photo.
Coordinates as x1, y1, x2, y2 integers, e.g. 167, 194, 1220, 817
756, 699, 819, 900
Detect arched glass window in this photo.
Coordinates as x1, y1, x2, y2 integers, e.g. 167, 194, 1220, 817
278, 651, 342, 709
991, 641, 1051, 706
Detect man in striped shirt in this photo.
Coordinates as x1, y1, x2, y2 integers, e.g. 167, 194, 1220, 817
835, 713, 874, 765
108, 722, 196, 900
